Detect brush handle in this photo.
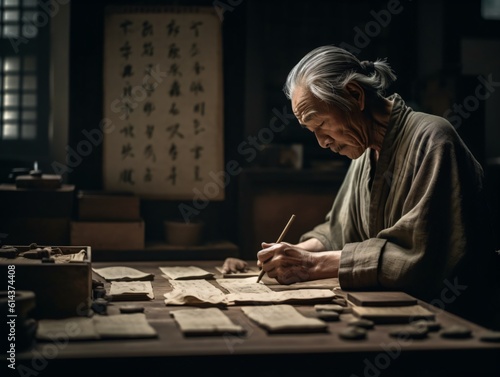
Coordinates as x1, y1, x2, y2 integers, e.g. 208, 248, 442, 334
256, 214, 296, 283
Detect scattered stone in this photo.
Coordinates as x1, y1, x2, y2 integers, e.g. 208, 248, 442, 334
411, 319, 441, 332
339, 326, 367, 340
0, 246, 19, 258
478, 331, 500, 343
119, 305, 145, 314
316, 310, 340, 321
331, 297, 348, 307
348, 318, 374, 330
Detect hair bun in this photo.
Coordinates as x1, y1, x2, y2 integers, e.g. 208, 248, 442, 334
360, 61, 375, 75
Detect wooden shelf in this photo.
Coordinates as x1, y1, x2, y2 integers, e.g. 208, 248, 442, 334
90, 240, 239, 262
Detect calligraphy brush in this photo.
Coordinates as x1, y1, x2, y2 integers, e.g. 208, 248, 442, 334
256, 214, 296, 283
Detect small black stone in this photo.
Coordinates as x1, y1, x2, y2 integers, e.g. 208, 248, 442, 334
316, 310, 340, 321
339, 326, 367, 340
331, 297, 348, 307
119, 305, 145, 314
411, 319, 441, 332
478, 331, 500, 343
348, 318, 375, 330
0, 246, 19, 258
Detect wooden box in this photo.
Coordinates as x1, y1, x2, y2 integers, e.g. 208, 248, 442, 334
0, 245, 92, 319
77, 191, 140, 221
70, 220, 145, 250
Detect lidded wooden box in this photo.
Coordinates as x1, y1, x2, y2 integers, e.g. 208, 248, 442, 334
0, 245, 92, 319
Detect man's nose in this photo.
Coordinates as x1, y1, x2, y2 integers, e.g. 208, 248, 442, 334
315, 132, 329, 149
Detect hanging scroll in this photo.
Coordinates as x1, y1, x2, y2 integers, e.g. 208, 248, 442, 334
103, 6, 224, 200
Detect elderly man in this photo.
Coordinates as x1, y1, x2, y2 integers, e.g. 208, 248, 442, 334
223, 45, 500, 330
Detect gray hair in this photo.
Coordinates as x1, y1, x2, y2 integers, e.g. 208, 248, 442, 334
284, 45, 397, 112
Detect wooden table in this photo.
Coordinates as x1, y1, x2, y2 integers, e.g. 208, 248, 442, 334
15, 261, 500, 377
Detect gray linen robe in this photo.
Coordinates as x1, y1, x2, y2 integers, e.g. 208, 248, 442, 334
300, 93, 500, 328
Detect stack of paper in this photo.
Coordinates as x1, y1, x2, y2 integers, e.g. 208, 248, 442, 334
110, 281, 154, 301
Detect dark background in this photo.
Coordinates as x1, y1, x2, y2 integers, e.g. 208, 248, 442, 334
3, 0, 499, 251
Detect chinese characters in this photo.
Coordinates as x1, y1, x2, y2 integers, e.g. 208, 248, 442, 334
104, 9, 223, 199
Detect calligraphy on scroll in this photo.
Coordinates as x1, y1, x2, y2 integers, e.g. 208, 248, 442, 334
103, 7, 223, 199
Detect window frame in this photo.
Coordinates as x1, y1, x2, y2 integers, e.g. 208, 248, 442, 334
0, 0, 50, 160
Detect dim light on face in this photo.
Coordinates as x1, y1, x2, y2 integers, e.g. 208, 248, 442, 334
291, 86, 368, 160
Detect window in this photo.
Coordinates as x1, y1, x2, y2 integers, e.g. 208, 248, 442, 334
0, 0, 49, 158
482, 0, 500, 20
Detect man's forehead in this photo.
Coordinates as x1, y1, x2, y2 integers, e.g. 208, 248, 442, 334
292, 87, 310, 110
292, 88, 324, 121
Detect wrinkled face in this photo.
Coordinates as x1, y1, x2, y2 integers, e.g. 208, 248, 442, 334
291, 87, 369, 159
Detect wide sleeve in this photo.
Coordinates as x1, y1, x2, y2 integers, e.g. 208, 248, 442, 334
299, 218, 333, 250
339, 128, 491, 302
299, 160, 367, 251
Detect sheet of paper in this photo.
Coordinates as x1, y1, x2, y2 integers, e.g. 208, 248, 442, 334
164, 279, 228, 306
222, 276, 339, 290
36, 317, 100, 341
109, 281, 154, 301
94, 313, 157, 338
160, 266, 214, 280
261, 276, 340, 290
170, 307, 246, 335
36, 314, 157, 340
226, 289, 335, 305
241, 305, 328, 333
69, 249, 87, 263
92, 266, 155, 281
217, 278, 335, 304
216, 278, 274, 294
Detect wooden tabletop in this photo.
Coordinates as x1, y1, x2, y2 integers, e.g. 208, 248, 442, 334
15, 260, 500, 377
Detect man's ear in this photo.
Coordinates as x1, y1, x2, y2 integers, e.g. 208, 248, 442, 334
345, 82, 365, 111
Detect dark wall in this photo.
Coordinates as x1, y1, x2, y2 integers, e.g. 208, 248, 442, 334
244, 0, 419, 167
68, 0, 246, 243
67, 0, 499, 247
